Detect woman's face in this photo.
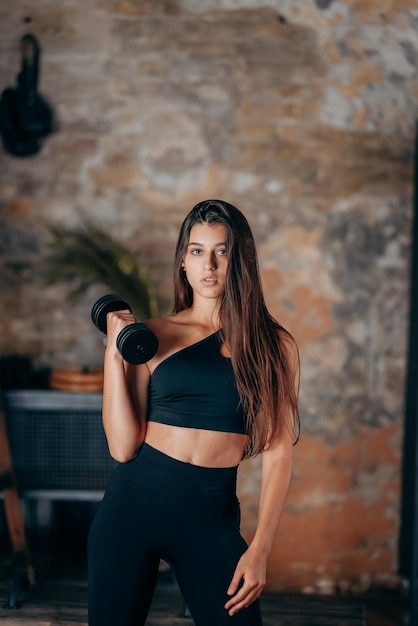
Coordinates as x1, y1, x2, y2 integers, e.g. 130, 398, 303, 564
182, 222, 228, 302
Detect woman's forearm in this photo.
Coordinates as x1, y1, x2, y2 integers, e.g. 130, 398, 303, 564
102, 350, 146, 462
250, 436, 293, 556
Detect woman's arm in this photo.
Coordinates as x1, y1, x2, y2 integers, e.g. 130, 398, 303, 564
102, 309, 150, 462
224, 430, 294, 616
225, 335, 300, 617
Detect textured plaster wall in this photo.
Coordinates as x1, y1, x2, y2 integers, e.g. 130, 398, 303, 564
0, 0, 416, 592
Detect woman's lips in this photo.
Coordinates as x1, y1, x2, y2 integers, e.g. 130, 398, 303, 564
202, 275, 217, 283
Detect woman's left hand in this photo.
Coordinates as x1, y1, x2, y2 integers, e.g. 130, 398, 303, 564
224, 547, 266, 616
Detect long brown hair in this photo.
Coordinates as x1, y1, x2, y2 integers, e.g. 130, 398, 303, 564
173, 199, 300, 457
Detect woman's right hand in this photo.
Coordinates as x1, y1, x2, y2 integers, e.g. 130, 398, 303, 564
105, 309, 138, 359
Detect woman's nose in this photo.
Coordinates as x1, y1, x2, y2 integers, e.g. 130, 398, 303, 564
204, 253, 217, 269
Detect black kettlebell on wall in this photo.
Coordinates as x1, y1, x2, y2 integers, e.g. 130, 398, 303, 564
91, 294, 159, 365
0, 34, 54, 157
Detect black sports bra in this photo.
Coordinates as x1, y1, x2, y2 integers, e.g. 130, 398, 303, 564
147, 331, 247, 435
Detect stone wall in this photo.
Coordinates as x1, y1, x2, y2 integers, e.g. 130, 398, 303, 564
0, 0, 416, 593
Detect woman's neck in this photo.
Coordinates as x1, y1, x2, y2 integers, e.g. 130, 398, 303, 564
181, 299, 222, 331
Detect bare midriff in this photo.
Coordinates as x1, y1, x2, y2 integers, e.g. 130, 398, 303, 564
144, 421, 248, 468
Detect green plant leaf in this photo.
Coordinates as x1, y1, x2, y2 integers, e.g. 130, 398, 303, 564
43, 223, 159, 319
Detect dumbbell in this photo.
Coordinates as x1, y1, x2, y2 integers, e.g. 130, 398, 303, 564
91, 294, 159, 364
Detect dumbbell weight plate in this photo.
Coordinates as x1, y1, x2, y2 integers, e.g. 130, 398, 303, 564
91, 294, 131, 334
116, 323, 159, 364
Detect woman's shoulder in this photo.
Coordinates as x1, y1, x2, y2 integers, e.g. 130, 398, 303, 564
145, 310, 196, 344
145, 310, 220, 349
276, 325, 299, 366
276, 324, 297, 344
145, 310, 188, 332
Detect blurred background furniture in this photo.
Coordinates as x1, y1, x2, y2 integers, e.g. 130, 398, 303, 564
0, 389, 115, 580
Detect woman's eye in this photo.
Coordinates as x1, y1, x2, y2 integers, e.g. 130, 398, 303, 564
217, 249, 227, 256
191, 248, 202, 255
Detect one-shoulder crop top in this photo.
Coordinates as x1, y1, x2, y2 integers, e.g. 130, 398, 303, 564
147, 331, 247, 435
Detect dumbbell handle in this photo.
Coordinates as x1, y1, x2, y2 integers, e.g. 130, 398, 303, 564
91, 294, 159, 365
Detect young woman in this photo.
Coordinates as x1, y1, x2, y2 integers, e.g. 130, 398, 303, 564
88, 199, 300, 626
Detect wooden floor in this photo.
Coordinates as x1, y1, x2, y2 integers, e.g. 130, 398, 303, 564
0, 579, 367, 626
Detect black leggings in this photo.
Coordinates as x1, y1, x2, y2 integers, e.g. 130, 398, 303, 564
87, 442, 263, 626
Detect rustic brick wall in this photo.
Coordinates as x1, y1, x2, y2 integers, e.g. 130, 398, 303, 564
0, 0, 416, 593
